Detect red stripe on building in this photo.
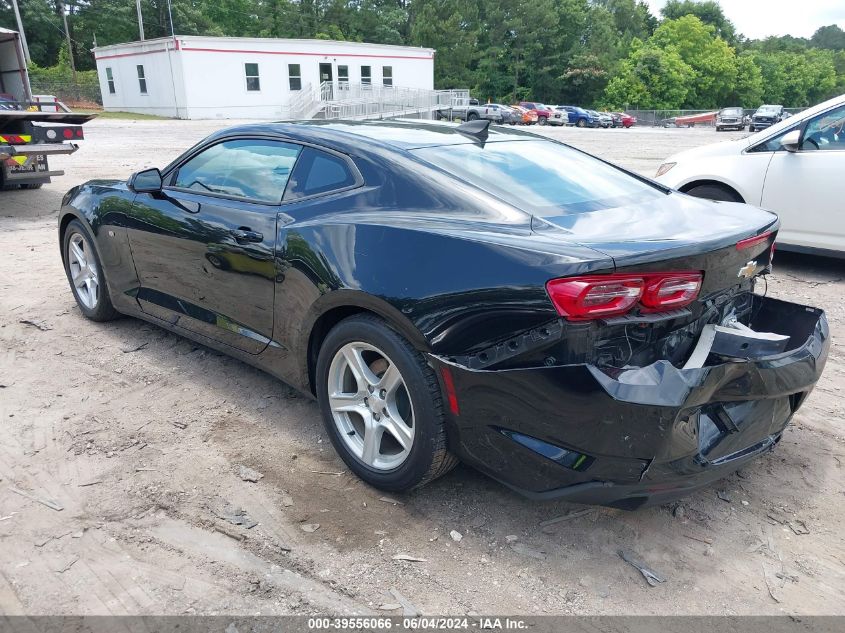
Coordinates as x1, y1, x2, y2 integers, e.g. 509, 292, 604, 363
95, 48, 169, 61
180, 46, 432, 60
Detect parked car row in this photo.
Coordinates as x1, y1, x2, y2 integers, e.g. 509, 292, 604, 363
437, 100, 636, 129
712, 105, 793, 132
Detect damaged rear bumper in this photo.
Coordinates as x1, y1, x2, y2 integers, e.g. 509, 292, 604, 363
432, 296, 829, 509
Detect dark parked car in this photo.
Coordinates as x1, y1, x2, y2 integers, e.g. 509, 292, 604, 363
716, 106, 745, 131
58, 120, 828, 509
749, 104, 785, 132
556, 105, 598, 127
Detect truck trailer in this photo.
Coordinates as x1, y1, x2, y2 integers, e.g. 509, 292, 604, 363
1, 27, 95, 190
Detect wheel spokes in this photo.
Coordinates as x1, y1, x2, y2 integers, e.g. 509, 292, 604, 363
329, 391, 364, 413
69, 240, 86, 267
378, 363, 403, 397
360, 419, 382, 465
328, 341, 416, 471
342, 344, 379, 390
381, 414, 413, 452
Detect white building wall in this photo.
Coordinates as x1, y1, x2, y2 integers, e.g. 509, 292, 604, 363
93, 36, 435, 120
94, 39, 186, 118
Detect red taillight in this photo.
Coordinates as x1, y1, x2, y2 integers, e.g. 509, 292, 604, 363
75, 128, 84, 138
546, 272, 703, 321
641, 273, 702, 312
62, 128, 73, 139
736, 230, 773, 251
546, 275, 643, 321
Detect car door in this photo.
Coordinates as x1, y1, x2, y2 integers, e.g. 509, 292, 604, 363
761, 103, 845, 252
127, 137, 302, 354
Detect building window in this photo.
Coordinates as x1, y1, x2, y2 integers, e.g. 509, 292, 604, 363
382, 66, 393, 87
288, 64, 301, 91
338, 65, 349, 89
105, 67, 115, 94
136, 65, 147, 94
361, 65, 371, 88
245, 63, 260, 91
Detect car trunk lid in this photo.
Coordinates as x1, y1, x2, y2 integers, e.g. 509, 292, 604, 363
531, 191, 777, 295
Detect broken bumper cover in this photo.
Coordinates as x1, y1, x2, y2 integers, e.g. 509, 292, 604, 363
433, 296, 829, 509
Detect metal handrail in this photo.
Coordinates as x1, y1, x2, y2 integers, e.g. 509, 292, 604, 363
283, 81, 470, 120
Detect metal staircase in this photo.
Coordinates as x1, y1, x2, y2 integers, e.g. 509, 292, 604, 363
285, 81, 470, 121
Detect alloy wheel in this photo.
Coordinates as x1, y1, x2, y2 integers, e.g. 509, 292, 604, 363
67, 232, 99, 310
327, 342, 415, 471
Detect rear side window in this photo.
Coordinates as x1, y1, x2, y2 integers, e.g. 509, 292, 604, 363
286, 148, 357, 200
413, 140, 661, 214
173, 139, 301, 203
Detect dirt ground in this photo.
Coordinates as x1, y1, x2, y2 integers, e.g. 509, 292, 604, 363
0, 119, 843, 617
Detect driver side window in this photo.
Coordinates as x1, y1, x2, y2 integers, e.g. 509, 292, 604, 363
173, 139, 302, 203
801, 104, 845, 151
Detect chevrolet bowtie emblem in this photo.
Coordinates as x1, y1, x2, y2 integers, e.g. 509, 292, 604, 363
738, 260, 762, 279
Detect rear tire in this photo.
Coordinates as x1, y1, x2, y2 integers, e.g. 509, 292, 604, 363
684, 183, 743, 203
467, 112, 479, 121
537, 116, 547, 126
576, 118, 586, 128
62, 219, 120, 322
316, 314, 458, 492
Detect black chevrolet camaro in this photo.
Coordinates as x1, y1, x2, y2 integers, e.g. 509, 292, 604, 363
58, 120, 828, 509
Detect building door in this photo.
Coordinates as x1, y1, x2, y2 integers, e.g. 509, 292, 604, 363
338, 65, 349, 95
319, 63, 334, 100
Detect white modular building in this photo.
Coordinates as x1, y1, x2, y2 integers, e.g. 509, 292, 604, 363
92, 36, 437, 120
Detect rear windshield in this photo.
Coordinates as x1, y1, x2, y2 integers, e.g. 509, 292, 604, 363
412, 140, 662, 214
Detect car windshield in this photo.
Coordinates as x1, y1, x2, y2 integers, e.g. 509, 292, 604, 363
721, 108, 743, 116
413, 140, 662, 214
757, 106, 779, 113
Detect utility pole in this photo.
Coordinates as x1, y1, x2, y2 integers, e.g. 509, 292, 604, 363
57, 1, 77, 82
166, 0, 175, 37
10, 0, 31, 63
136, 0, 145, 41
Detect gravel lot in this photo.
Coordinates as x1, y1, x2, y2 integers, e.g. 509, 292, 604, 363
0, 119, 843, 616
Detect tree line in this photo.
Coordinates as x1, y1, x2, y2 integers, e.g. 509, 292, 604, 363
2, 0, 844, 109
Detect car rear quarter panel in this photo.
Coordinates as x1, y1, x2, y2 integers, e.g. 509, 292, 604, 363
262, 147, 615, 391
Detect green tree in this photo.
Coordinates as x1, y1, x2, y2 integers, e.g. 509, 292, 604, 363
660, 0, 736, 44
810, 25, 845, 51
650, 15, 738, 107
604, 39, 694, 108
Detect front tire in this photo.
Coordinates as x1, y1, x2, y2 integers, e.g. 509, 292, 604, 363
537, 116, 547, 126
576, 118, 586, 128
316, 315, 457, 492
62, 219, 120, 321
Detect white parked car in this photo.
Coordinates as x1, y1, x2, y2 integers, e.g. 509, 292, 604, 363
655, 93, 845, 256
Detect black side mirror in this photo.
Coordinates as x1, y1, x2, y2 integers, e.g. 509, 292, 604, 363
129, 168, 163, 193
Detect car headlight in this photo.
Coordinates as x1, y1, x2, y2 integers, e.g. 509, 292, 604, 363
655, 162, 676, 178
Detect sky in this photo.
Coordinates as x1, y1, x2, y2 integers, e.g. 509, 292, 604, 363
644, 0, 845, 40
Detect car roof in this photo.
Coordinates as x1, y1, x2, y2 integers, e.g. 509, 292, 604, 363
206, 119, 540, 151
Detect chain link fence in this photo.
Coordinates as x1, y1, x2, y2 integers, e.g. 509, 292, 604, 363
28, 78, 102, 108
626, 107, 808, 127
